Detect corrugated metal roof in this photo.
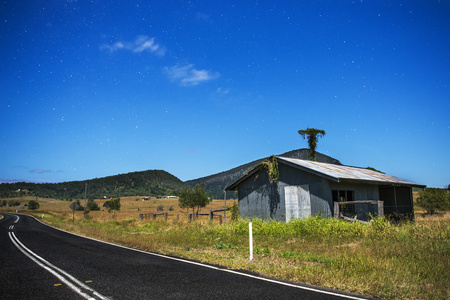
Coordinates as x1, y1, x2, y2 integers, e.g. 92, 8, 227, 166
277, 156, 425, 187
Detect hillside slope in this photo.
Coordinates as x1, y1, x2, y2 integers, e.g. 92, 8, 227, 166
0, 170, 186, 200
1, 149, 340, 200
185, 149, 341, 199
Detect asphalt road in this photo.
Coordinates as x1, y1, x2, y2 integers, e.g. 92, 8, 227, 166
0, 213, 372, 300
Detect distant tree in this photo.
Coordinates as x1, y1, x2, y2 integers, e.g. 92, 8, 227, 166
75, 200, 84, 211
298, 128, 326, 161
1, 200, 7, 207
103, 197, 121, 217
416, 188, 450, 215
178, 183, 212, 218
86, 198, 100, 211
8, 200, 19, 207
28, 200, 40, 210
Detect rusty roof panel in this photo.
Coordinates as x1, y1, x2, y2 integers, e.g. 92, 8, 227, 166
277, 156, 425, 187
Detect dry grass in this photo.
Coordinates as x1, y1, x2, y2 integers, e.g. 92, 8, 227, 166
1, 196, 234, 224
2, 197, 449, 300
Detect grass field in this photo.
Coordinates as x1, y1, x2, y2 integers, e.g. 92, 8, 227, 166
1, 196, 449, 300
0, 196, 234, 223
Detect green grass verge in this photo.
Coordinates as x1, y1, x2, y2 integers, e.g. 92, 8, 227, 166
24, 212, 450, 299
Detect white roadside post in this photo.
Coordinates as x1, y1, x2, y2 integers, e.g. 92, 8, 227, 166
249, 222, 253, 261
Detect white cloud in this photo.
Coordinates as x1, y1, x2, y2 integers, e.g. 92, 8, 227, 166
196, 12, 212, 23
29, 169, 52, 174
100, 41, 124, 52
133, 36, 161, 53
216, 87, 230, 95
165, 64, 219, 86
101, 36, 164, 56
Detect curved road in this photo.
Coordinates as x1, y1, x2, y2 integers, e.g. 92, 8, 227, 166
0, 213, 371, 299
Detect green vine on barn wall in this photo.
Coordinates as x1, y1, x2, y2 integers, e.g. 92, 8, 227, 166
250, 155, 279, 182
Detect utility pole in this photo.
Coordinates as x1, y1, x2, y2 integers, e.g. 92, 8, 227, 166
223, 190, 226, 222
83, 182, 87, 218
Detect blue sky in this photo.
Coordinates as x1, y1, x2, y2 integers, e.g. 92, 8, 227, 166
1, 0, 449, 188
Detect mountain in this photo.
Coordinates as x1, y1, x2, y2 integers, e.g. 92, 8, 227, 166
0, 149, 341, 201
0, 170, 186, 200
185, 149, 341, 199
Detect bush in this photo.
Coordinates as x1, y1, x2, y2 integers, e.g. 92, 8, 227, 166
8, 200, 20, 207
28, 200, 40, 210
229, 202, 239, 222
86, 198, 100, 211
75, 200, 84, 211
416, 188, 450, 214
103, 197, 121, 216
157, 204, 164, 211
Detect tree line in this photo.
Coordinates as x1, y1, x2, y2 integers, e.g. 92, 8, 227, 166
0, 170, 186, 200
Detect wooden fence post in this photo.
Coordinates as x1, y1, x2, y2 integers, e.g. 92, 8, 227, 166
334, 202, 339, 219
378, 201, 384, 217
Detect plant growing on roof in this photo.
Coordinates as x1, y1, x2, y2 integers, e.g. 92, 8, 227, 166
366, 167, 385, 174
298, 128, 326, 161
249, 155, 279, 182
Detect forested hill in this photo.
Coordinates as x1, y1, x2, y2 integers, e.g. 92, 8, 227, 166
1, 149, 340, 200
185, 149, 341, 199
0, 170, 186, 200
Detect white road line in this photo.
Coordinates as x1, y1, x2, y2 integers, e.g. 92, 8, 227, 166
30, 215, 370, 300
14, 216, 20, 223
8, 231, 109, 300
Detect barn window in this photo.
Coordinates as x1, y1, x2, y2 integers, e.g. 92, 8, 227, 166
332, 190, 355, 214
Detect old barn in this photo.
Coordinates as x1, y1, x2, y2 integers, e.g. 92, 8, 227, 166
225, 156, 425, 222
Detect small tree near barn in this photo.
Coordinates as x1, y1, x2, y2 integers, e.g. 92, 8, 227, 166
178, 183, 212, 218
